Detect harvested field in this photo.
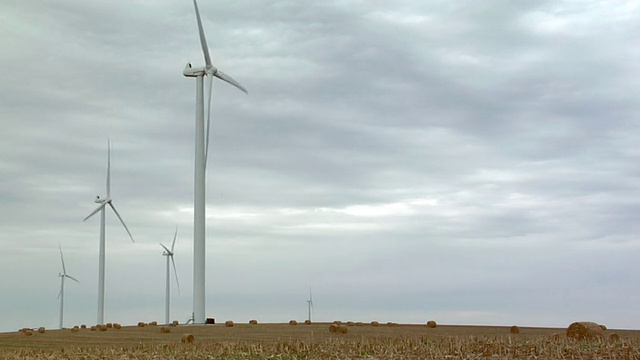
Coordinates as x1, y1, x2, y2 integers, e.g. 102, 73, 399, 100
1, 323, 639, 359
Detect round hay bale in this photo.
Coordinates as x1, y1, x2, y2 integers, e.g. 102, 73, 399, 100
106, 323, 113, 328
289, 320, 298, 325
333, 321, 342, 325
225, 320, 234, 327
510, 326, 520, 334
346, 321, 355, 326
81, 324, 87, 329
329, 324, 338, 333
98, 324, 108, 331
70, 327, 79, 333
160, 326, 171, 333
113, 323, 122, 329
609, 333, 620, 341
566, 321, 604, 340
23, 329, 33, 336
149, 321, 158, 326
249, 319, 258, 325
37, 327, 46, 334
172, 320, 179, 326
599, 324, 607, 331
181, 334, 194, 344
426, 320, 437, 328
90, 326, 97, 331
371, 321, 379, 326
304, 320, 311, 325
337, 325, 348, 334
356, 322, 364, 327
137, 322, 146, 327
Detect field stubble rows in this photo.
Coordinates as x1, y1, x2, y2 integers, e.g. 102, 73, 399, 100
1, 322, 640, 359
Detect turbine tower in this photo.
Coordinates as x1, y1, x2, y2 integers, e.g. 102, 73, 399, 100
160, 226, 180, 325
183, 0, 247, 324
58, 245, 79, 329
83, 140, 134, 324
307, 288, 314, 322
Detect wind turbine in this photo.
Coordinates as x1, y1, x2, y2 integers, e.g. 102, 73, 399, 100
83, 140, 134, 325
307, 288, 314, 322
183, 0, 247, 324
57, 245, 79, 329
160, 226, 180, 325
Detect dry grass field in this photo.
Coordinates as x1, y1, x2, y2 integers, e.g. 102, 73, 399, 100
1, 322, 640, 359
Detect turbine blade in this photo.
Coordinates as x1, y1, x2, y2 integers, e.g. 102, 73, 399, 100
192, 0, 212, 67
160, 243, 172, 254
66, 275, 80, 284
108, 202, 135, 243
204, 74, 213, 166
215, 70, 248, 94
83, 203, 106, 222
171, 255, 180, 295
171, 226, 178, 253
107, 139, 111, 198
58, 244, 66, 275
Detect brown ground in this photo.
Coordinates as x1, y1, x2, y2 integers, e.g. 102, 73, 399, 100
1, 322, 639, 351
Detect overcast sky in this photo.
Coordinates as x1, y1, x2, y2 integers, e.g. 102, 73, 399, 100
1, 0, 640, 332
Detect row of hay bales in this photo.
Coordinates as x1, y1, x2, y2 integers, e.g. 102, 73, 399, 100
507, 321, 620, 341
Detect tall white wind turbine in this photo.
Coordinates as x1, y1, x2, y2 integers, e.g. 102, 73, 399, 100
183, 0, 247, 324
83, 141, 134, 325
58, 245, 79, 329
307, 288, 314, 322
160, 226, 180, 325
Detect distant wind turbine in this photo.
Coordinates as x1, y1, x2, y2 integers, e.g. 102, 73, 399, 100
83, 140, 134, 325
307, 288, 314, 322
183, 0, 247, 324
160, 226, 180, 325
58, 245, 79, 329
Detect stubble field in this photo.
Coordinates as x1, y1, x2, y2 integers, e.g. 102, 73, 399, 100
1, 321, 640, 359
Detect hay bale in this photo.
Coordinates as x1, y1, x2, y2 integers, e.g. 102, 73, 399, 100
172, 320, 179, 326
426, 320, 437, 328
510, 326, 520, 334
90, 326, 97, 331
160, 326, 171, 333
181, 334, 194, 344
304, 320, 311, 325
23, 329, 33, 336
37, 327, 45, 334
566, 321, 604, 340
249, 319, 258, 325
599, 324, 607, 331
333, 321, 342, 325
225, 320, 234, 327
137, 322, 146, 327
106, 323, 113, 328
98, 324, 108, 331
329, 324, 338, 333
346, 321, 355, 326
149, 321, 158, 326
70, 327, 79, 333
337, 325, 348, 334
289, 320, 298, 325
386, 322, 398, 327
81, 324, 87, 329
114, 323, 122, 329
371, 321, 379, 326
609, 333, 620, 341
356, 322, 364, 327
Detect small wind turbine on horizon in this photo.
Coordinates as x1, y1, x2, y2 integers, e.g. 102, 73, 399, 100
57, 245, 79, 329
83, 140, 134, 325
307, 288, 314, 322
183, 0, 247, 324
160, 226, 180, 325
